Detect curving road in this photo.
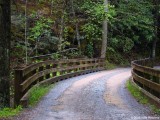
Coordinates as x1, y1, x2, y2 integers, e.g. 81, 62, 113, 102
15, 68, 159, 120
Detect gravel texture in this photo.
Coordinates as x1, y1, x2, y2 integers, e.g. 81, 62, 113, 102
14, 68, 159, 120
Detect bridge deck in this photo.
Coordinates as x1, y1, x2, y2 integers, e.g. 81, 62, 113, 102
14, 68, 157, 120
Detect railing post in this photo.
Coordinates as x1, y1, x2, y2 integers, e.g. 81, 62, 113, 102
58, 62, 62, 76
76, 62, 79, 71
32, 69, 37, 85
52, 64, 57, 77
98, 59, 101, 69
85, 60, 87, 70
39, 66, 44, 82
88, 60, 91, 70
84, 60, 87, 70
71, 61, 75, 73
46, 65, 51, 79
64, 62, 68, 74
79, 60, 83, 71
61, 62, 66, 75
94, 59, 97, 69
14, 69, 23, 107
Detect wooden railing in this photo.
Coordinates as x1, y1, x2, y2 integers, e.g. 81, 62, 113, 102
131, 58, 160, 103
14, 58, 105, 107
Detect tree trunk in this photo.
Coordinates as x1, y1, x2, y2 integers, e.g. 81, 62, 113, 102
25, 0, 28, 64
101, 0, 108, 58
70, 0, 81, 52
151, 0, 159, 59
152, 39, 157, 59
101, 20, 108, 58
50, 0, 54, 15
58, 14, 64, 52
0, 0, 11, 108
75, 22, 81, 52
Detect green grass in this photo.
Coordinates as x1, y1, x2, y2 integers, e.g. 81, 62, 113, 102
29, 84, 54, 106
0, 105, 22, 118
126, 80, 160, 114
105, 60, 117, 70
0, 84, 54, 119
126, 80, 148, 104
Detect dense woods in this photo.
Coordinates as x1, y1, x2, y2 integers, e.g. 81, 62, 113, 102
10, 0, 160, 64
0, 0, 159, 109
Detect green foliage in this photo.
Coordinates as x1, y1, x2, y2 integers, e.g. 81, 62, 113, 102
27, 15, 61, 56
105, 60, 116, 70
29, 17, 54, 41
123, 38, 134, 52
81, 1, 103, 42
85, 42, 94, 58
109, 0, 154, 53
150, 105, 160, 115
81, 1, 106, 22
29, 85, 54, 106
51, 53, 61, 59
0, 106, 22, 118
82, 23, 101, 41
65, 49, 82, 58
61, 41, 70, 50
106, 47, 129, 66
56, 71, 60, 76
81, 1, 115, 42
12, 0, 160, 64
80, 1, 115, 58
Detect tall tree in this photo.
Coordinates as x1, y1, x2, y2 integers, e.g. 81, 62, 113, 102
0, 0, 11, 108
151, 0, 160, 59
101, 0, 108, 58
70, 0, 81, 52
58, 0, 66, 52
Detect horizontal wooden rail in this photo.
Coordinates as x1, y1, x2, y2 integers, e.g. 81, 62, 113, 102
14, 58, 105, 107
132, 71, 160, 92
131, 58, 160, 103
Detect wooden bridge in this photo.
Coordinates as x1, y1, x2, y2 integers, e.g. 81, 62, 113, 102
14, 58, 160, 108
14, 58, 105, 107
132, 58, 160, 104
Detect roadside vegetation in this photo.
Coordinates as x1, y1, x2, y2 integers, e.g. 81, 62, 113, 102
0, 84, 54, 119
105, 60, 117, 70
0, 106, 22, 118
29, 84, 55, 106
126, 80, 160, 115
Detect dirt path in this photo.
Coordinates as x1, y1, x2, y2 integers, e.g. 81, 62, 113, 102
15, 68, 159, 120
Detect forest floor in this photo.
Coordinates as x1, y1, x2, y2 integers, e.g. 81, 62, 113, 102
13, 68, 159, 120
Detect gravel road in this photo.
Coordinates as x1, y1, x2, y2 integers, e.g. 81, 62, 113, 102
14, 68, 159, 120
